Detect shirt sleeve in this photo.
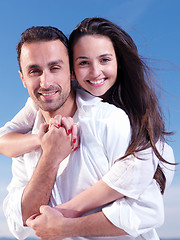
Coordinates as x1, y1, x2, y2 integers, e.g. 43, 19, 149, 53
3, 156, 33, 239
102, 148, 158, 199
102, 179, 164, 237
102, 141, 175, 199
0, 97, 38, 137
102, 142, 175, 236
160, 143, 175, 189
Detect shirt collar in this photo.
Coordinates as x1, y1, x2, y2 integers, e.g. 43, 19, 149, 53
76, 88, 102, 110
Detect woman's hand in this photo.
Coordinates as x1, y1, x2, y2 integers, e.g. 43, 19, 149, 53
49, 115, 79, 151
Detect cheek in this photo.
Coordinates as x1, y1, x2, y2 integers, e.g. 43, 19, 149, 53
25, 79, 39, 91
106, 64, 117, 78
60, 73, 71, 88
111, 61, 118, 79
75, 68, 87, 82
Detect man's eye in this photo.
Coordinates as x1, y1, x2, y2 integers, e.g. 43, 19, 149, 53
29, 69, 41, 75
51, 66, 61, 71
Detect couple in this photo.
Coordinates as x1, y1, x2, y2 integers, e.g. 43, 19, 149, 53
0, 17, 175, 240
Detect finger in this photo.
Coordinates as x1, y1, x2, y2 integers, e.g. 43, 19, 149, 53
61, 117, 73, 135
54, 204, 61, 210
49, 118, 61, 129
26, 213, 39, 227
71, 124, 79, 151
39, 205, 51, 214
53, 115, 62, 126
38, 123, 49, 139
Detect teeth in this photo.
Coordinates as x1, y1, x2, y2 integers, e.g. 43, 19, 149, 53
42, 92, 55, 96
89, 79, 104, 84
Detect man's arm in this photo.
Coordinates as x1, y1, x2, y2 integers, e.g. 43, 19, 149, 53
26, 205, 127, 239
21, 123, 72, 225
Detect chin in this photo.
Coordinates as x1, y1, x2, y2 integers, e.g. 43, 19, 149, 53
94, 91, 107, 97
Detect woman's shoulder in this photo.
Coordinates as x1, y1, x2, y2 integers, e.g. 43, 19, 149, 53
98, 101, 129, 122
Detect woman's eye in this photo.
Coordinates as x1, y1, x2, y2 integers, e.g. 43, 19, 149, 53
101, 58, 111, 63
79, 61, 88, 66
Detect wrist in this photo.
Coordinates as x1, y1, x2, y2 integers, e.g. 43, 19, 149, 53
37, 153, 60, 175
32, 134, 41, 149
58, 217, 81, 238
56, 201, 83, 218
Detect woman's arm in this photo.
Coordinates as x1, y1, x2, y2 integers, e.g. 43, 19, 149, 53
0, 98, 39, 157
56, 142, 174, 218
0, 132, 40, 157
55, 179, 124, 218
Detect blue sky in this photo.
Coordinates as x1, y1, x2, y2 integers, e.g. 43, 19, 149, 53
0, 0, 179, 238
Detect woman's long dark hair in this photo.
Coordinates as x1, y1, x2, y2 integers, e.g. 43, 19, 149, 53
69, 17, 173, 194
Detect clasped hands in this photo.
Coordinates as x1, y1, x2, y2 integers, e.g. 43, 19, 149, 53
38, 114, 79, 165
48, 115, 79, 152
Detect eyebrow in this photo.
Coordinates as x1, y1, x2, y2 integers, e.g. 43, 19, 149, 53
48, 60, 64, 66
27, 64, 39, 70
75, 54, 113, 61
75, 56, 88, 61
26, 60, 64, 70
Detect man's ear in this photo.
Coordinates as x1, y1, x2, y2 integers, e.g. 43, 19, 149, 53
19, 70, 27, 88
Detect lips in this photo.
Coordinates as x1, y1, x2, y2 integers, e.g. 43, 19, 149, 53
38, 86, 60, 98
87, 78, 106, 86
89, 79, 104, 84
38, 89, 59, 100
40, 91, 57, 96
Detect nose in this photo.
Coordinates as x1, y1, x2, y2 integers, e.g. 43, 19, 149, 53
40, 71, 51, 88
90, 62, 101, 78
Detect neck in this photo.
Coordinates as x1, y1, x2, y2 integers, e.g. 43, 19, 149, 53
41, 89, 77, 124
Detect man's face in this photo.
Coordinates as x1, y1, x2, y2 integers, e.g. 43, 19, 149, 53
19, 40, 71, 113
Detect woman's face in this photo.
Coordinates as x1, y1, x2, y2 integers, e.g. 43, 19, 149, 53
73, 35, 118, 97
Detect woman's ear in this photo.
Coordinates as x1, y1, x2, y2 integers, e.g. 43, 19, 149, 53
19, 70, 27, 88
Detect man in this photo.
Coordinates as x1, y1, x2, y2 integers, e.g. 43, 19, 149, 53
2, 26, 173, 240
3, 26, 129, 239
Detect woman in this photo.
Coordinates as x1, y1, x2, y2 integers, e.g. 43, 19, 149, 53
0, 18, 175, 239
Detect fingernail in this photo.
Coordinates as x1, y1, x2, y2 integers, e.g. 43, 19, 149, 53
73, 138, 76, 144
73, 147, 78, 151
57, 124, 61, 128
68, 129, 71, 135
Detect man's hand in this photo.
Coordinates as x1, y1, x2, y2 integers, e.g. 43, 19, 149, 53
26, 205, 66, 240
40, 124, 72, 165
26, 205, 127, 239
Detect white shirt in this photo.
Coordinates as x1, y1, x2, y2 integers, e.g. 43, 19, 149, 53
2, 89, 175, 240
